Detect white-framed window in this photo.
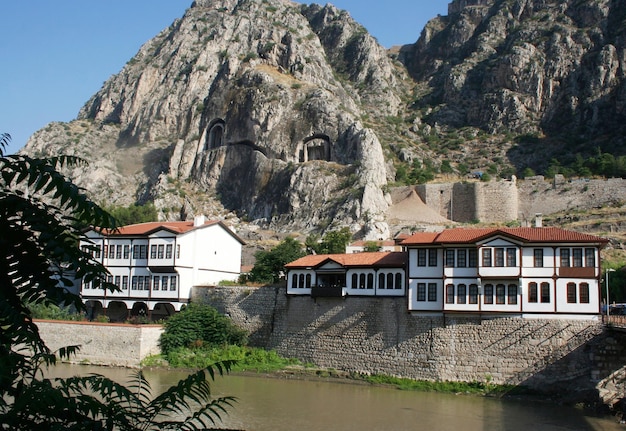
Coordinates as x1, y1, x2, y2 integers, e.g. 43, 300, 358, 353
533, 249, 543, 267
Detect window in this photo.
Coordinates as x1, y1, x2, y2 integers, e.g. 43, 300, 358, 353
116, 245, 122, 259
457, 284, 466, 304
305, 274, 311, 288
166, 244, 173, 259
387, 273, 394, 289
482, 249, 492, 267
528, 282, 538, 303
122, 276, 128, 290
299, 274, 305, 289
585, 248, 595, 267
496, 284, 506, 304
573, 248, 583, 267
161, 276, 168, 291
151, 245, 157, 259
176, 244, 181, 259
133, 245, 139, 259
506, 248, 516, 267
395, 273, 402, 290
560, 248, 570, 267
417, 283, 426, 301
540, 282, 550, 303
428, 283, 437, 302
153, 276, 160, 291
457, 250, 466, 268
445, 250, 455, 267
378, 273, 385, 289
417, 249, 427, 267
137, 276, 144, 291
579, 283, 589, 303
114, 275, 120, 287
95, 246, 101, 259
123, 245, 130, 259
103, 245, 108, 258
469, 284, 478, 304
360, 274, 367, 289
108, 245, 115, 259
352, 273, 358, 289
495, 248, 504, 267
170, 276, 177, 291
484, 284, 494, 304
567, 282, 576, 303
533, 249, 544, 267
157, 245, 164, 259
507, 284, 517, 305
468, 249, 478, 268
139, 245, 147, 259
368, 274, 374, 289
428, 249, 438, 267
131, 276, 138, 290
446, 284, 454, 304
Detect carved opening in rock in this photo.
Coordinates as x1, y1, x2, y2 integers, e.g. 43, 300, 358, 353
232, 140, 268, 158
204, 119, 226, 150
299, 134, 331, 162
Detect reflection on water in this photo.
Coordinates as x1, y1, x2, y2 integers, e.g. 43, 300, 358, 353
47, 364, 622, 431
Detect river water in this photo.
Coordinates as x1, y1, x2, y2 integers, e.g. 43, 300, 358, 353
48, 364, 623, 431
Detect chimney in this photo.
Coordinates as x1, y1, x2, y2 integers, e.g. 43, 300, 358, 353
193, 215, 206, 227
535, 213, 543, 228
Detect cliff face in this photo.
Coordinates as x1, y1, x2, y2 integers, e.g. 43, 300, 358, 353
22, 0, 626, 236
400, 0, 626, 142
25, 0, 405, 238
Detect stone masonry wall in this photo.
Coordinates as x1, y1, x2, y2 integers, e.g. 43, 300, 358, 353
196, 286, 624, 399
36, 320, 163, 368
416, 176, 626, 224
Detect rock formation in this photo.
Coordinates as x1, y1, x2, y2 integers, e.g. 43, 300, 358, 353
21, 0, 626, 238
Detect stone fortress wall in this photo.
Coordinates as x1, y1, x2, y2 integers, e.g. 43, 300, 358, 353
195, 286, 626, 401
414, 176, 626, 224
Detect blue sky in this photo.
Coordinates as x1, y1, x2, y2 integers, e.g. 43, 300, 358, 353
0, 1, 450, 155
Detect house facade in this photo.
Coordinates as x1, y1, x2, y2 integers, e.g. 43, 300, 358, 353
285, 252, 406, 298
286, 227, 608, 319
80, 216, 244, 320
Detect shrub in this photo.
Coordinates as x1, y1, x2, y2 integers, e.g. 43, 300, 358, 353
160, 303, 248, 355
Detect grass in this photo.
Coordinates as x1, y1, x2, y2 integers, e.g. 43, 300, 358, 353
143, 345, 302, 373
142, 346, 526, 398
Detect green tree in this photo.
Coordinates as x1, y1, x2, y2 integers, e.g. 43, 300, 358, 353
363, 241, 382, 252
0, 134, 234, 430
305, 227, 352, 254
249, 237, 305, 283
160, 303, 247, 355
106, 202, 158, 226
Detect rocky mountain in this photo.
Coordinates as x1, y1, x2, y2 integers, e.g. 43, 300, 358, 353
399, 0, 626, 169
22, 0, 626, 239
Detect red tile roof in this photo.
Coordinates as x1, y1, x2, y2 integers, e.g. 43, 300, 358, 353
348, 240, 398, 247
285, 251, 406, 269
401, 227, 608, 246
103, 220, 221, 236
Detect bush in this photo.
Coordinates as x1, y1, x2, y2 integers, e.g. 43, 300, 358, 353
160, 303, 248, 355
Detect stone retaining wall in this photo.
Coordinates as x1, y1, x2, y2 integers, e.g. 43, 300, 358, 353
195, 285, 626, 400
36, 320, 163, 368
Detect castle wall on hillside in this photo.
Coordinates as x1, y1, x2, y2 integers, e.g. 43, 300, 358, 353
415, 176, 625, 224
416, 179, 518, 223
